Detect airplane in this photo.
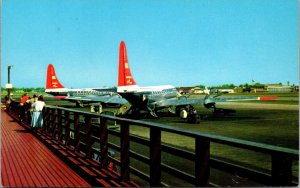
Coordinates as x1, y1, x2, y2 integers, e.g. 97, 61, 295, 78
116, 41, 277, 121
45, 64, 126, 107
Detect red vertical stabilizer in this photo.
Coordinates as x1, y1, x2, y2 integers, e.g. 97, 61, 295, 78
118, 41, 136, 86
46, 64, 64, 89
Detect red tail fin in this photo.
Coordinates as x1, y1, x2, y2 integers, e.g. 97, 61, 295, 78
118, 41, 136, 86
46, 64, 64, 89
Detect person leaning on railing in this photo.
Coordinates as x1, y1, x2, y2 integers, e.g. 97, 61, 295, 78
31, 95, 45, 131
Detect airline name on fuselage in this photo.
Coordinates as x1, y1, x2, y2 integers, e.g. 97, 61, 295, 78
46, 88, 115, 96
148, 88, 177, 95
73, 90, 114, 96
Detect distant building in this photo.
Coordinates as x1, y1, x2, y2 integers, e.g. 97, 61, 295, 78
177, 87, 195, 94
193, 87, 206, 94
251, 88, 266, 93
217, 88, 235, 94
177, 87, 208, 94
266, 84, 296, 92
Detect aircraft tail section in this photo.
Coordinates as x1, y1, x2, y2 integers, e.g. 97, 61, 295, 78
118, 41, 136, 87
46, 64, 64, 89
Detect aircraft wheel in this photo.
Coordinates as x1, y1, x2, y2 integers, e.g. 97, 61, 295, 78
187, 114, 201, 124
176, 105, 188, 116
180, 109, 188, 119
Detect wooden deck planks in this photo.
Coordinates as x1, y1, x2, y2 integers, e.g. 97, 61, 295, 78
1, 112, 91, 187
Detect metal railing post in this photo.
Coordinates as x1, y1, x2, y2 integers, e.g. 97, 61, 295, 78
272, 153, 293, 186
150, 127, 161, 186
120, 122, 130, 181
99, 117, 108, 168
56, 109, 62, 140
195, 137, 210, 186
85, 115, 93, 158
51, 108, 57, 136
64, 111, 70, 146
74, 113, 81, 150
42, 107, 51, 132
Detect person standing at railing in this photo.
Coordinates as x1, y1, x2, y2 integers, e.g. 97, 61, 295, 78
31, 95, 45, 130
4, 96, 9, 111
19, 93, 28, 122
26, 94, 38, 124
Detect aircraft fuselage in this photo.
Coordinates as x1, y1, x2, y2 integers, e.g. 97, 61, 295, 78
46, 88, 117, 99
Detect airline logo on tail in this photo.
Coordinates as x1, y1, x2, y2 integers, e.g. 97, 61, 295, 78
118, 41, 136, 86
46, 64, 64, 89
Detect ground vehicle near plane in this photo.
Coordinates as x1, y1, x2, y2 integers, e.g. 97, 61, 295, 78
116, 41, 277, 122
45, 64, 126, 107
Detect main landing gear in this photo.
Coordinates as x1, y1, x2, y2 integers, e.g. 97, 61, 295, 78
177, 105, 201, 124
117, 104, 157, 119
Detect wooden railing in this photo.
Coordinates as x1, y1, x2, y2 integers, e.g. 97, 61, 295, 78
6, 101, 299, 186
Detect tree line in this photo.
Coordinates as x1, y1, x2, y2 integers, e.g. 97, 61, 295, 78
196, 82, 284, 89
1, 87, 45, 92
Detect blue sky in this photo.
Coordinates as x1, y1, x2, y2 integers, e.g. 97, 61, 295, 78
1, 0, 299, 88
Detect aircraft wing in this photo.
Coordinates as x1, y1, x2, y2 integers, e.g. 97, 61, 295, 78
155, 96, 277, 107
155, 97, 205, 107
204, 96, 277, 103
102, 95, 128, 104
65, 95, 128, 104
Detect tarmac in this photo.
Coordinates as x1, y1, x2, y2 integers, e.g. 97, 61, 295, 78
218, 102, 298, 110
